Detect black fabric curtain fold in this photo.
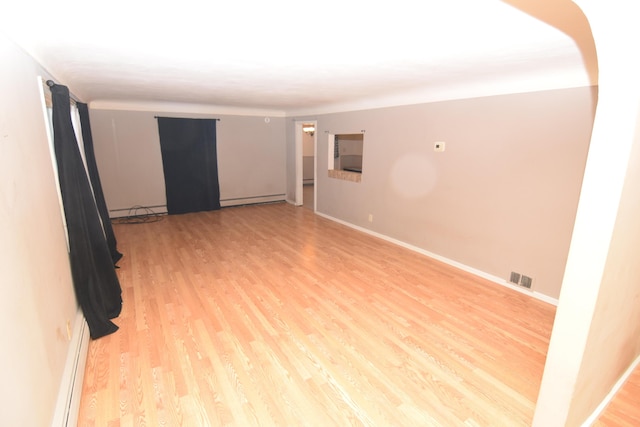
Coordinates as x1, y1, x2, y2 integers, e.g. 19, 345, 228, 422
50, 84, 122, 339
77, 102, 123, 266
157, 117, 221, 214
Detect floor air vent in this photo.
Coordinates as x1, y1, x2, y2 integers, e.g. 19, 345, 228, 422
509, 271, 521, 284
520, 275, 533, 289
510, 272, 533, 289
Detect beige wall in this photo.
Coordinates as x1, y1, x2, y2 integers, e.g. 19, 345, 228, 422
533, 2, 640, 425
303, 86, 595, 300
89, 109, 287, 214
570, 103, 640, 424
0, 33, 78, 426
217, 115, 286, 204
89, 110, 166, 214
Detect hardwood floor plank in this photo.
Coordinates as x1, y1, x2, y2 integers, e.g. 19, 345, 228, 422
594, 364, 640, 426
79, 202, 559, 426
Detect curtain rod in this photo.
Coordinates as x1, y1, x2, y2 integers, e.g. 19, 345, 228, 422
45, 79, 81, 104
154, 116, 221, 121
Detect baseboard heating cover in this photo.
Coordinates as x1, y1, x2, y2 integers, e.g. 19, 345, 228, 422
51, 309, 90, 427
109, 204, 168, 218
221, 193, 286, 207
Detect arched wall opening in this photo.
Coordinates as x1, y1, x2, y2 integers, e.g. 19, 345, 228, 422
503, 1, 640, 426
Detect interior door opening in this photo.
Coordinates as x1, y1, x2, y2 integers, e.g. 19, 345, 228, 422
295, 120, 317, 210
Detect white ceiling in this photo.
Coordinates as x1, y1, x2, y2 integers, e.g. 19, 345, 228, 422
1, 0, 594, 115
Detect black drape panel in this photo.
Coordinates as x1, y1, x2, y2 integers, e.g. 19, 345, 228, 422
77, 102, 123, 265
50, 84, 122, 339
157, 118, 221, 214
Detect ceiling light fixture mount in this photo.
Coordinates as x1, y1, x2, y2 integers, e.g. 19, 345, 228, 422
303, 125, 315, 136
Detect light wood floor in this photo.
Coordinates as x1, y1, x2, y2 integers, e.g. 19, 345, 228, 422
78, 202, 561, 426
594, 365, 640, 427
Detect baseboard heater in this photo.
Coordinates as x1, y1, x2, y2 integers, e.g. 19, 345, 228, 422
220, 193, 286, 207
109, 204, 168, 218
108, 196, 286, 216
51, 309, 90, 427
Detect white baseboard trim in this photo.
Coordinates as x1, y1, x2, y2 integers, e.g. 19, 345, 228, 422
315, 212, 559, 306
51, 309, 90, 427
581, 354, 640, 427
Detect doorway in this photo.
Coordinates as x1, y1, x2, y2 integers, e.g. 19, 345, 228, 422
295, 120, 317, 210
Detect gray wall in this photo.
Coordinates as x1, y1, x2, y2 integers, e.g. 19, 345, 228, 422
300, 86, 596, 300
90, 109, 286, 214
0, 34, 78, 426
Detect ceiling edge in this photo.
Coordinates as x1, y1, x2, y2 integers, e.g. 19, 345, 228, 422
89, 99, 287, 117
286, 66, 594, 117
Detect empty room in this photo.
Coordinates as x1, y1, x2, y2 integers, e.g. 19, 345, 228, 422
1, 1, 639, 426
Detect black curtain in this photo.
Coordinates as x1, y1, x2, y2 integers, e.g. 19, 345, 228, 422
77, 102, 123, 265
157, 117, 220, 214
50, 84, 122, 339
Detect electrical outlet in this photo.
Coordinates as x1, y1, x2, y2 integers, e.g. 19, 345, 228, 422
368, 214, 373, 222
434, 141, 446, 152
